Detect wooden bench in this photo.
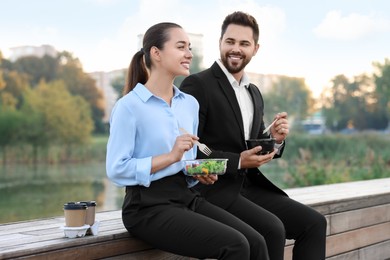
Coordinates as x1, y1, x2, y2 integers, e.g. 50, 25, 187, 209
284, 177, 390, 260
1, 178, 389, 260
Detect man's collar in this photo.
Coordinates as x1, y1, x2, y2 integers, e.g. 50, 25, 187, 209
216, 59, 250, 88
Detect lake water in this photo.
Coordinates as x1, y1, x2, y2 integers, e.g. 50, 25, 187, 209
0, 162, 125, 224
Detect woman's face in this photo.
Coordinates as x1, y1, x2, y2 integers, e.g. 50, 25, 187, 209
158, 28, 193, 77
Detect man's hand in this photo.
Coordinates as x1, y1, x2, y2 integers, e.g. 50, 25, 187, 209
240, 146, 277, 169
270, 112, 289, 143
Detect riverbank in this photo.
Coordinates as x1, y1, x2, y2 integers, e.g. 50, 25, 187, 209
1, 132, 390, 223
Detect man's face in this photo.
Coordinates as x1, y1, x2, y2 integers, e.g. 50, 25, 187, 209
219, 24, 259, 75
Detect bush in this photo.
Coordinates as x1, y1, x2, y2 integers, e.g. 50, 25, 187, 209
263, 132, 390, 188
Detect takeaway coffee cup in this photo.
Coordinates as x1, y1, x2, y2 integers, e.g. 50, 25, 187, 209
63, 202, 87, 227
79, 201, 97, 226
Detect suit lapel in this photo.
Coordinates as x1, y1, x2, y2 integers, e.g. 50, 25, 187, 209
248, 84, 262, 139
211, 63, 245, 139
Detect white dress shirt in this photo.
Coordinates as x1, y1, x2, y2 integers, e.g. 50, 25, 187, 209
216, 60, 284, 169
216, 59, 253, 140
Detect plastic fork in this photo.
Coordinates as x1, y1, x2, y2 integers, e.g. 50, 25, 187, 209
179, 127, 212, 156
263, 118, 278, 134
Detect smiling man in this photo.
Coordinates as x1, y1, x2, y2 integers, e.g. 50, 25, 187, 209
180, 11, 327, 260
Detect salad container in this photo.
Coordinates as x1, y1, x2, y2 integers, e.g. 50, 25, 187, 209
183, 159, 228, 176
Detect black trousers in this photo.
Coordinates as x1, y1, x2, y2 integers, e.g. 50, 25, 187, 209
122, 174, 270, 260
226, 179, 327, 260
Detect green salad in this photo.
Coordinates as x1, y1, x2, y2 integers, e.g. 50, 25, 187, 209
185, 159, 227, 175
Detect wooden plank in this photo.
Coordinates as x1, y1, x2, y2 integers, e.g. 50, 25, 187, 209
0, 237, 151, 259
324, 250, 359, 260
330, 204, 390, 234
326, 240, 390, 260
326, 222, 390, 257
284, 229, 390, 260
104, 249, 194, 260
2, 179, 390, 259
328, 194, 390, 215
0, 223, 131, 259
358, 240, 390, 260
0, 212, 128, 252
283, 244, 293, 260
286, 178, 390, 206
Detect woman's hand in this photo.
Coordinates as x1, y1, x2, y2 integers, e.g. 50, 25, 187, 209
151, 133, 199, 174
170, 133, 199, 162
193, 174, 218, 185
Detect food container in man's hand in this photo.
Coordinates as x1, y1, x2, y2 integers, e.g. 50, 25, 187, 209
246, 138, 276, 155
183, 159, 228, 176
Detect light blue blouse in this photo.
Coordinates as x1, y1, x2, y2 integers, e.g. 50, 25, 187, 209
106, 83, 199, 188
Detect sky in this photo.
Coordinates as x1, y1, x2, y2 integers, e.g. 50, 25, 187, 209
1, 0, 389, 97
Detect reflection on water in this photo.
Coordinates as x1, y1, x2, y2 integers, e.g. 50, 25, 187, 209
0, 162, 124, 224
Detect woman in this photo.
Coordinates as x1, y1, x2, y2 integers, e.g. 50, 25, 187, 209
106, 22, 269, 260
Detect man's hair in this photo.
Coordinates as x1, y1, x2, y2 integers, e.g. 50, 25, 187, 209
220, 11, 259, 44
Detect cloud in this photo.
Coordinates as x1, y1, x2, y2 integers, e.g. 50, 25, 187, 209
84, 0, 120, 5
82, 0, 287, 72
313, 10, 390, 40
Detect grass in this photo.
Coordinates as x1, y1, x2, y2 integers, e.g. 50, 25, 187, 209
263, 132, 390, 188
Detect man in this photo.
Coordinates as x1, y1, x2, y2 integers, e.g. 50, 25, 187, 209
180, 11, 327, 260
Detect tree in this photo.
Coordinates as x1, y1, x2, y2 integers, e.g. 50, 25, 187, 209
0, 108, 24, 164
13, 55, 59, 86
9, 51, 106, 133
263, 76, 313, 127
21, 80, 94, 162
373, 58, 390, 129
322, 73, 387, 131
57, 51, 106, 133
1, 70, 30, 108
0, 51, 5, 91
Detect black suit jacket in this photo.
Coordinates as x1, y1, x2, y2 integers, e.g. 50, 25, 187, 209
180, 62, 287, 208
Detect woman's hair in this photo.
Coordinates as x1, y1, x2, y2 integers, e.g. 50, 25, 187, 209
123, 22, 182, 94
220, 11, 259, 44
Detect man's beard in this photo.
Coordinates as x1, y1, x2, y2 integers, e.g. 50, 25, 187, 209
221, 52, 250, 74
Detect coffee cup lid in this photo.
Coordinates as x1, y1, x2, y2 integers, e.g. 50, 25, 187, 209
63, 202, 88, 210
78, 201, 97, 206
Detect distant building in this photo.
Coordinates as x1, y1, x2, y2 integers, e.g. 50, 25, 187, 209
246, 72, 281, 94
88, 70, 122, 123
9, 44, 57, 61
301, 111, 327, 135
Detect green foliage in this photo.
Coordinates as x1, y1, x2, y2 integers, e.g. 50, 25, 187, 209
1, 70, 30, 108
13, 55, 59, 86
0, 109, 25, 163
264, 133, 390, 188
22, 80, 94, 145
263, 76, 313, 124
1, 135, 107, 164
0, 109, 24, 145
373, 58, 390, 125
57, 52, 106, 133
322, 60, 389, 131
1, 51, 106, 134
